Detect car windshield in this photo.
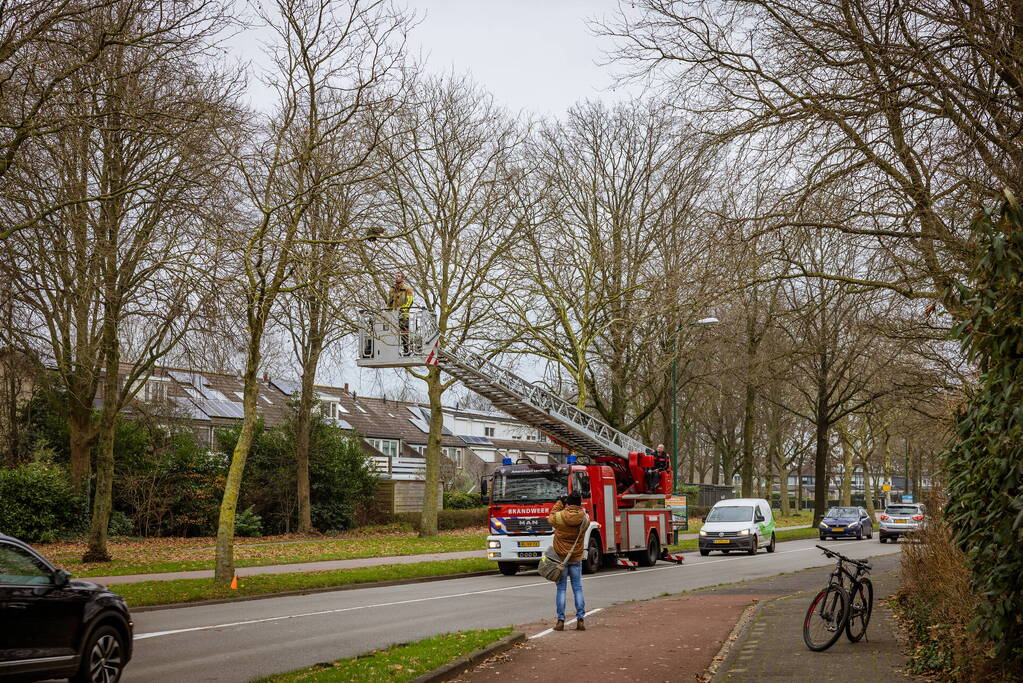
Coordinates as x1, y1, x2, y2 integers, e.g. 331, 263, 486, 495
492, 470, 567, 503
826, 507, 860, 518
886, 506, 919, 515
706, 506, 754, 522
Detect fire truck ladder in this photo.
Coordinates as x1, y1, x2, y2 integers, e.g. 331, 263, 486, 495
357, 309, 648, 462
434, 346, 647, 463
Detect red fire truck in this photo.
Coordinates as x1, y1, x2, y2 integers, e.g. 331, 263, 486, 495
483, 451, 674, 575
357, 309, 681, 576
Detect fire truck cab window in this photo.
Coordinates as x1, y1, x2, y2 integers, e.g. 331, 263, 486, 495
571, 472, 590, 499
492, 471, 568, 503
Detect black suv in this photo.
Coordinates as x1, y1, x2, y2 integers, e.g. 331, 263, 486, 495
0, 534, 133, 682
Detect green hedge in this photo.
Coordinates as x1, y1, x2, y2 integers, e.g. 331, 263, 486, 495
394, 508, 488, 531
442, 491, 483, 509
0, 463, 87, 542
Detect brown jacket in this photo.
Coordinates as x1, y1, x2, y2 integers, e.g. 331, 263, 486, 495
547, 501, 589, 563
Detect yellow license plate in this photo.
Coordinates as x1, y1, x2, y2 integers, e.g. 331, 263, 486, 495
831, 528, 845, 532
713, 539, 730, 544
895, 519, 907, 523
518, 541, 540, 547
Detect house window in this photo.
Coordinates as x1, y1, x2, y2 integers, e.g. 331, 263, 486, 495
366, 438, 398, 458
484, 425, 495, 437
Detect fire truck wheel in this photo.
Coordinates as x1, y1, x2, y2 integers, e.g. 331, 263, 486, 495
497, 562, 519, 576
582, 535, 602, 574
637, 533, 660, 567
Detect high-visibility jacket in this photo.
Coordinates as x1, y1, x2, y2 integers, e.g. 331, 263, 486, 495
389, 282, 413, 311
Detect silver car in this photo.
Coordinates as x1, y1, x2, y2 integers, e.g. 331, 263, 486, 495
878, 503, 926, 543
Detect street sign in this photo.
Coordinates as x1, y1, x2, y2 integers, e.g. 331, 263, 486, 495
666, 495, 688, 533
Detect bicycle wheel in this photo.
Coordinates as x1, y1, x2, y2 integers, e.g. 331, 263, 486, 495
803, 584, 848, 651
845, 577, 874, 642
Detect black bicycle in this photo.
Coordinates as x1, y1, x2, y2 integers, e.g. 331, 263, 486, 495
802, 545, 874, 651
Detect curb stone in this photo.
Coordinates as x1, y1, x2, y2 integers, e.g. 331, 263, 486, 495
708, 595, 787, 683
129, 570, 495, 612
409, 632, 525, 683
704, 597, 776, 682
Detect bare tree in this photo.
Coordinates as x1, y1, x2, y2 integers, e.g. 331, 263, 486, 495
374, 75, 524, 537
212, 0, 410, 582
597, 0, 1019, 311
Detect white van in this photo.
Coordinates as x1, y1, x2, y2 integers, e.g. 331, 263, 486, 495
698, 498, 776, 556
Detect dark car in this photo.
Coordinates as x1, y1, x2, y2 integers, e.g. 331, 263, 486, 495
818, 506, 873, 540
0, 534, 133, 682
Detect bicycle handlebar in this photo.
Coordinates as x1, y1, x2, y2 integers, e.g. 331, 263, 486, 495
816, 544, 871, 571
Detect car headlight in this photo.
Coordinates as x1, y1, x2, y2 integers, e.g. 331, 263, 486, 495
819, 522, 828, 528
488, 540, 501, 549
699, 529, 707, 536
487, 551, 501, 558
738, 528, 749, 536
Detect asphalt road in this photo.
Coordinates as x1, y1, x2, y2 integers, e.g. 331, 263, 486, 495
125, 537, 902, 682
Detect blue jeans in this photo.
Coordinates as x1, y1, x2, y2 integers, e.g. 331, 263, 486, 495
555, 561, 584, 621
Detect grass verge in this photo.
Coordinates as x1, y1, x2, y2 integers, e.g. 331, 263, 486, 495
119, 557, 493, 607
256, 628, 513, 682
41, 529, 487, 578
668, 525, 819, 552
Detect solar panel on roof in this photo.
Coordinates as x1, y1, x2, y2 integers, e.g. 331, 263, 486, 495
270, 378, 301, 396
169, 395, 210, 420
459, 435, 493, 445
328, 417, 354, 430
168, 369, 194, 384
408, 418, 429, 433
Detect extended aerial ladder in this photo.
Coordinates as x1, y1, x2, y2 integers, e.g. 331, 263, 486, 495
357, 310, 669, 494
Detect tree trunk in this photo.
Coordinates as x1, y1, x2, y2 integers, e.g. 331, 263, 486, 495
840, 434, 853, 506
295, 303, 325, 534
796, 463, 803, 511
813, 418, 830, 526
68, 408, 95, 493
740, 381, 756, 497
778, 456, 791, 517
214, 346, 262, 584
421, 365, 444, 537
82, 325, 120, 563
860, 457, 876, 521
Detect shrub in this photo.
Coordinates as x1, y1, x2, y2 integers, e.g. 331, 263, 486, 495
107, 509, 134, 537
895, 507, 1020, 682
443, 491, 483, 509
394, 508, 488, 531
943, 195, 1023, 667
235, 506, 263, 537
0, 461, 86, 542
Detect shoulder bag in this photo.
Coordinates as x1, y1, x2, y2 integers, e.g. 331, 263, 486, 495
538, 515, 588, 583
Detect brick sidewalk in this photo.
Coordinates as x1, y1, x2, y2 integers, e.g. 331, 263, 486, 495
712, 559, 913, 682
452, 553, 915, 683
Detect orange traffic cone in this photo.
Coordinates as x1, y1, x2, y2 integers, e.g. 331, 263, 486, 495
230, 574, 238, 590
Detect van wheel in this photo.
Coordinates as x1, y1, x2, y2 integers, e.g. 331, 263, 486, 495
583, 534, 602, 574
497, 562, 519, 576
747, 537, 758, 555
699, 549, 710, 556
638, 533, 660, 567
766, 533, 776, 553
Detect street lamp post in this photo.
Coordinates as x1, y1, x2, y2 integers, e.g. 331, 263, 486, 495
671, 317, 719, 493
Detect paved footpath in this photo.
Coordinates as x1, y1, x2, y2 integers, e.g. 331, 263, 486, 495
455, 551, 915, 683
714, 557, 912, 682
88, 550, 483, 585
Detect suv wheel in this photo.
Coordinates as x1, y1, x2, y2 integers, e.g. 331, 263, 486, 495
73, 625, 126, 683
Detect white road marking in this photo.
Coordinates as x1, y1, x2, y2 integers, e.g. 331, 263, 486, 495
528, 608, 604, 639
134, 539, 893, 641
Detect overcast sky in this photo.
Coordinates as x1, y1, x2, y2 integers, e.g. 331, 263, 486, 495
230, 0, 641, 117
